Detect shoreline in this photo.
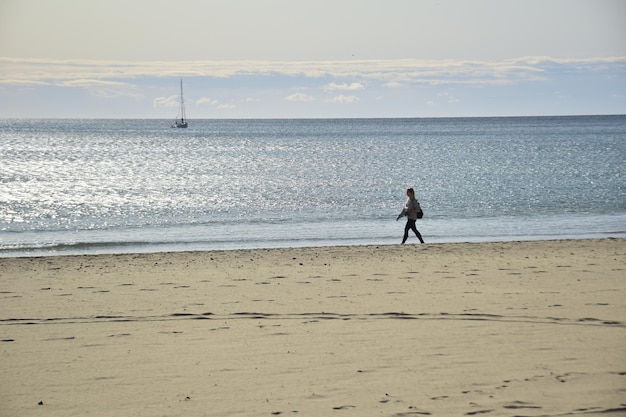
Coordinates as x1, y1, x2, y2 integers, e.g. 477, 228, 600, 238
2, 234, 624, 259
1, 238, 625, 416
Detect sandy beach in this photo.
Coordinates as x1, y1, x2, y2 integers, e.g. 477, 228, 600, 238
1, 238, 625, 417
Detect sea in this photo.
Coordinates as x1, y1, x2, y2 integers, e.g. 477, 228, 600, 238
1, 116, 625, 257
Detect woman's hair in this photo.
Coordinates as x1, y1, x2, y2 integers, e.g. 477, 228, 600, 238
407, 188, 414, 195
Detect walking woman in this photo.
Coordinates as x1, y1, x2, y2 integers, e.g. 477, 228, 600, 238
396, 188, 425, 244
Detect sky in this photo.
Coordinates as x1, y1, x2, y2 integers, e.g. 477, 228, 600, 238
0, 0, 625, 119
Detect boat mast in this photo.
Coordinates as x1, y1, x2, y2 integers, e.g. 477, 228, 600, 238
179, 79, 186, 122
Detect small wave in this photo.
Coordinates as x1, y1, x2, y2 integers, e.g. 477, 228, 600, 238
0, 240, 181, 257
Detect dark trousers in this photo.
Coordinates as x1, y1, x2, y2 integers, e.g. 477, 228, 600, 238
403, 219, 424, 244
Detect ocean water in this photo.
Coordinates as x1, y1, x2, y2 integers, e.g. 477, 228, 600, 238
1, 116, 625, 257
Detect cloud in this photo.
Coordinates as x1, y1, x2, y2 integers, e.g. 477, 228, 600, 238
330, 95, 360, 104
3, 56, 625, 88
284, 93, 315, 102
196, 97, 236, 109
153, 95, 178, 108
383, 81, 403, 88
0, 78, 50, 86
323, 82, 364, 92
196, 97, 219, 106
57, 78, 143, 98
1, 55, 625, 118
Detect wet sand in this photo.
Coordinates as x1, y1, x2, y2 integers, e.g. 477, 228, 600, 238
1, 239, 625, 416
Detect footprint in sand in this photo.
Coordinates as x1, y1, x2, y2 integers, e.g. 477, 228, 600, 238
392, 411, 432, 416
503, 401, 541, 409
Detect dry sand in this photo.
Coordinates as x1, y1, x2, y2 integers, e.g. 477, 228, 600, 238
1, 238, 625, 417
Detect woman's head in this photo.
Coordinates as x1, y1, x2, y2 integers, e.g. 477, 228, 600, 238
406, 188, 414, 197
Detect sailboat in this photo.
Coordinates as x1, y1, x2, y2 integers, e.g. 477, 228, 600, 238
171, 79, 188, 128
